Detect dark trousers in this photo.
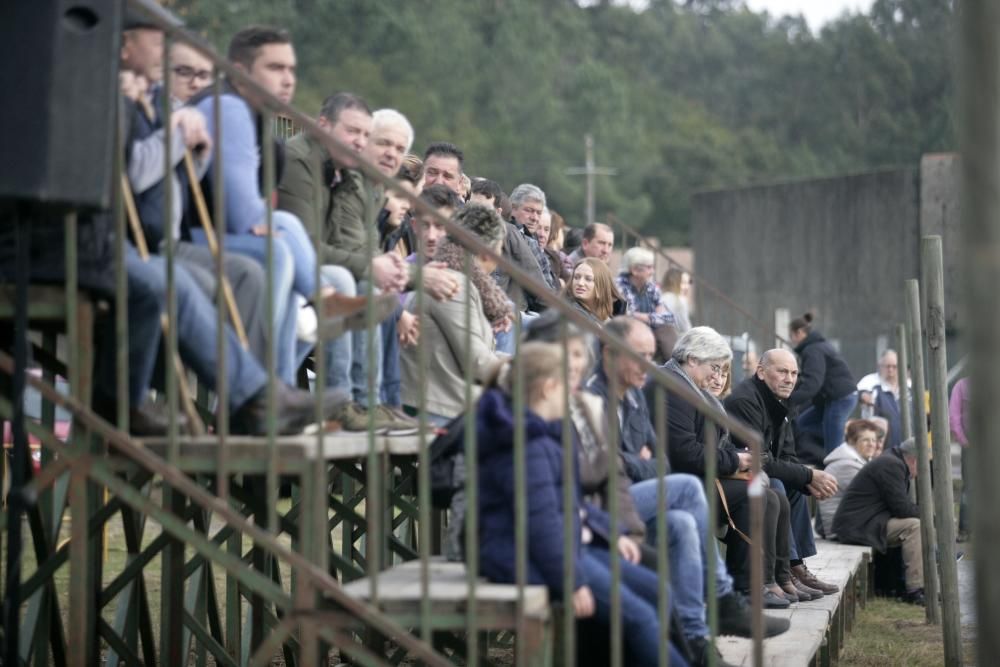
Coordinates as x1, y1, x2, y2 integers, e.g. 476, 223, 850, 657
718, 479, 790, 589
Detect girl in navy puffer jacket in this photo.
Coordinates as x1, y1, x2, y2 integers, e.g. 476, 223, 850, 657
476, 342, 687, 667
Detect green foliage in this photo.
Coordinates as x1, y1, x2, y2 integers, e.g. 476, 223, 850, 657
170, 0, 955, 244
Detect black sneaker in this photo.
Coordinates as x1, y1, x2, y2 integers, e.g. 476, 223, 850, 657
717, 591, 791, 638
686, 636, 738, 667
901, 588, 926, 606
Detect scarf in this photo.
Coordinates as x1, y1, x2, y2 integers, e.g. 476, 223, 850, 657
433, 237, 512, 326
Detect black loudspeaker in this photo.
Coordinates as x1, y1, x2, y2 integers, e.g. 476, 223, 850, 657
0, 1, 122, 210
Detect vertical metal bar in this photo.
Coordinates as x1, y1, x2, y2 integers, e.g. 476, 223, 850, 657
261, 109, 278, 537
653, 386, 670, 667
114, 101, 129, 435
748, 431, 764, 667
213, 76, 242, 663
605, 355, 622, 667
512, 317, 527, 667
959, 4, 1000, 662
365, 212, 381, 603
896, 323, 914, 442
64, 212, 91, 667
251, 107, 277, 657
159, 37, 186, 667
4, 209, 29, 667
302, 97, 327, 667
463, 252, 479, 665
922, 235, 962, 664
560, 322, 575, 667
212, 72, 230, 501
905, 279, 940, 623
415, 214, 431, 645
703, 422, 719, 665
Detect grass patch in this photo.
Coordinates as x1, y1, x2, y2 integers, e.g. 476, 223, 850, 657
841, 597, 976, 666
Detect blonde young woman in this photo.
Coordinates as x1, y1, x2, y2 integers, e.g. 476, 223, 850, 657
564, 257, 624, 324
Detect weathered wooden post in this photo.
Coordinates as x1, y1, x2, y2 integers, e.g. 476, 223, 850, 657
922, 236, 962, 665
904, 280, 940, 625
897, 323, 917, 503
959, 2, 1000, 664
897, 323, 914, 443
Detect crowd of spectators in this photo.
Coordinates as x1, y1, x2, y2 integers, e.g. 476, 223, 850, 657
107, 13, 959, 666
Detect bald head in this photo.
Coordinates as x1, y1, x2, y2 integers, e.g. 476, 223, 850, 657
757, 348, 799, 399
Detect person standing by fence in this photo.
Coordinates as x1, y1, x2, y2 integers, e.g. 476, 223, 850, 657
787, 313, 858, 455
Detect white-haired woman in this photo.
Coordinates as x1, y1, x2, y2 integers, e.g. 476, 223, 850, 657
652, 326, 795, 608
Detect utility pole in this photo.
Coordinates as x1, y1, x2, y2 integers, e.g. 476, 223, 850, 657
566, 133, 616, 226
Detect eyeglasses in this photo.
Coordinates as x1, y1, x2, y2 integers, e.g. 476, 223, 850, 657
703, 362, 726, 377
172, 65, 213, 83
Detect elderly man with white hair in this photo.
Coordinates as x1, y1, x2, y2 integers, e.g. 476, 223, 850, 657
364, 108, 414, 178
615, 246, 676, 329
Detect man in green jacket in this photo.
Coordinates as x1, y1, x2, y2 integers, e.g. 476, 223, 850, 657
278, 92, 408, 427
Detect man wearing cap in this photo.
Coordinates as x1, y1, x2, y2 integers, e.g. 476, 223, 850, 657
832, 438, 925, 604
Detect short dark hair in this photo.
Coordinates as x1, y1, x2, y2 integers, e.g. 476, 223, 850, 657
228, 26, 291, 69
419, 184, 461, 212
564, 227, 584, 253
423, 142, 464, 167
319, 92, 371, 125
470, 178, 503, 204
583, 222, 611, 242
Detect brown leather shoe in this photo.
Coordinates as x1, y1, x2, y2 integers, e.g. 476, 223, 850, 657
790, 574, 824, 600
776, 580, 801, 603
791, 564, 839, 594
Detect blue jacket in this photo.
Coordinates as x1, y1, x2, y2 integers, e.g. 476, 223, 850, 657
476, 388, 586, 597
584, 366, 662, 482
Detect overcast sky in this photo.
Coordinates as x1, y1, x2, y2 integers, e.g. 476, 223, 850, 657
744, 0, 875, 30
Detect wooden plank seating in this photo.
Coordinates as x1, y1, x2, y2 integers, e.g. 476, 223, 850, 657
129, 431, 423, 473
717, 540, 873, 667
342, 557, 553, 665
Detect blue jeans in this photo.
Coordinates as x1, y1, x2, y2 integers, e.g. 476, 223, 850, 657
579, 546, 686, 667
190, 215, 303, 384
319, 265, 383, 404
796, 391, 859, 455
629, 473, 734, 639
123, 248, 267, 410
769, 478, 816, 561
494, 309, 538, 355
380, 303, 403, 407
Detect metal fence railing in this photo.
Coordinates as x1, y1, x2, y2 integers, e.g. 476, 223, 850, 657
0, 1, 771, 665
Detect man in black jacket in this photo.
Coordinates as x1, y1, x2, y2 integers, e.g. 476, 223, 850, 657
833, 438, 924, 602
725, 348, 840, 595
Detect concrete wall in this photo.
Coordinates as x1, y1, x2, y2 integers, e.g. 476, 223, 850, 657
691, 168, 923, 378
919, 154, 962, 329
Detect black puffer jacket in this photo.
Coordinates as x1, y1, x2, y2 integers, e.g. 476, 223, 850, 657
832, 447, 918, 552
724, 375, 814, 491
789, 330, 856, 411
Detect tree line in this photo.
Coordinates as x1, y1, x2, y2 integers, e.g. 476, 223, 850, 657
170, 0, 955, 244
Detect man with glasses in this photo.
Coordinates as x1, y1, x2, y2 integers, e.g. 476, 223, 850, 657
725, 349, 841, 596
168, 42, 213, 105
